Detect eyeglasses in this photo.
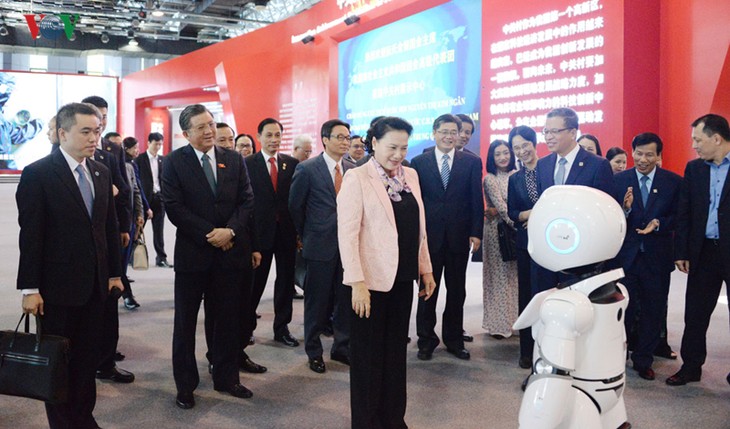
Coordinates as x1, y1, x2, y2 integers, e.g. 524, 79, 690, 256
351, 144, 365, 149
329, 134, 352, 142
541, 127, 572, 136
436, 130, 459, 137
188, 121, 216, 133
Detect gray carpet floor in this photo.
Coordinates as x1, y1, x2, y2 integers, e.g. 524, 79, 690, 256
0, 182, 728, 429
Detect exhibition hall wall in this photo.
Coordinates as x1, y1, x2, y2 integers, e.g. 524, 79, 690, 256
120, 0, 730, 175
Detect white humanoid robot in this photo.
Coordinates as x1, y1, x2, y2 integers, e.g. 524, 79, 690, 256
513, 185, 632, 429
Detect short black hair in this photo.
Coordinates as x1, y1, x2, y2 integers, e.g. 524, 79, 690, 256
578, 134, 602, 156
320, 119, 350, 141
81, 95, 108, 109
179, 104, 212, 131
369, 117, 413, 141
605, 146, 627, 161
631, 132, 663, 155
257, 118, 283, 135
546, 107, 579, 130
432, 113, 462, 132
104, 131, 121, 140
362, 116, 386, 154
692, 114, 730, 141
123, 136, 138, 150
216, 122, 235, 134
455, 113, 474, 130
508, 125, 537, 148
486, 139, 516, 175
148, 132, 163, 142
57, 102, 102, 132
235, 133, 257, 154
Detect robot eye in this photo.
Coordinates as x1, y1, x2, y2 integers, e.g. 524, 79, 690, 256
545, 219, 581, 254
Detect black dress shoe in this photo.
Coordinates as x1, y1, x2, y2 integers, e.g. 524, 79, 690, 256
123, 296, 140, 310
156, 261, 173, 268
127, 277, 135, 283
309, 357, 326, 373
654, 345, 678, 360
635, 367, 656, 380
491, 334, 505, 340
96, 366, 135, 383
215, 383, 253, 399
462, 330, 474, 342
446, 348, 470, 360
519, 356, 532, 369
274, 333, 299, 347
666, 371, 701, 386
240, 357, 267, 373
208, 363, 213, 374
114, 351, 125, 362
256, 313, 262, 319
175, 392, 195, 409
330, 353, 350, 366
293, 292, 304, 300
417, 349, 433, 361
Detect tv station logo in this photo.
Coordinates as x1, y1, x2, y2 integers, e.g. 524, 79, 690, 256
23, 14, 80, 41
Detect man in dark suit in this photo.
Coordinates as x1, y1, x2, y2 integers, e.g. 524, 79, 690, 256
17, 102, 123, 429
613, 133, 682, 381
136, 132, 172, 267
162, 104, 256, 408
289, 118, 355, 373
245, 118, 299, 348
533, 107, 614, 293
667, 113, 730, 386
411, 113, 484, 361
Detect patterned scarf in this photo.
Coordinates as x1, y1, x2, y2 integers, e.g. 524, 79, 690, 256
525, 167, 539, 204
371, 157, 412, 202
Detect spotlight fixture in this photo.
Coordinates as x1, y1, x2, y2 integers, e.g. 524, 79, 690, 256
344, 15, 360, 25
128, 38, 139, 47
100, 32, 110, 43
138, 8, 147, 19
68, 32, 77, 41
301, 34, 315, 44
0, 25, 8, 37
127, 29, 135, 38
152, 1, 164, 17
253, 0, 269, 11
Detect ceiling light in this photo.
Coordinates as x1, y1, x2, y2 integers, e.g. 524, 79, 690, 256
68, 32, 77, 41
0, 25, 8, 37
253, 0, 269, 11
100, 32, 110, 43
128, 38, 138, 46
127, 29, 135, 38
152, 1, 164, 17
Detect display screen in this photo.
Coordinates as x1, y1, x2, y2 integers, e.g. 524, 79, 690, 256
338, 0, 482, 157
0, 70, 118, 171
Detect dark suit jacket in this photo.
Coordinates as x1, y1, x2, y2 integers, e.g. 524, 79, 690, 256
289, 153, 355, 261
508, 167, 536, 250
245, 152, 298, 251
162, 145, 255, 273
135, 151, 163, 201
536, 146, 614, 196
94, 148, 131, 232
16, 150, 122, 306
614, 167, 682, 273
410, 149, 484, 254
675, 158, 730, 264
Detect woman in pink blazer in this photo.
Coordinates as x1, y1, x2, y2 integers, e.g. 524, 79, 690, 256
338, 117, 436, 429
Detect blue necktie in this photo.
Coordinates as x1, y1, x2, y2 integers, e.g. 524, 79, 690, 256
554, 157, 567, 185
75, 164, 93, 217
201, 153, 216, 194
440, 153, 450, 189
640, 175, 649, 207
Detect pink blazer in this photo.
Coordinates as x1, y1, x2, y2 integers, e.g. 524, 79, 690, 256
337, 160, 432, 292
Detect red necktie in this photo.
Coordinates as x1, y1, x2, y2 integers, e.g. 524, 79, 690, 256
269, 157, 278, 192
334, 164, 342, 195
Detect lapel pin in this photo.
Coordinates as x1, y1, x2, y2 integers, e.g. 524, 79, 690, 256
578, 162, 584, 167
283, 163, 287, 170
217, 163, 226, 169
653, 189, 657, 193
94, 171, 99, 177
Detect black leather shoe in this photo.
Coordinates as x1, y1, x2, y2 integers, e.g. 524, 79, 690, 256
635, 367, 656, 381
654, 345, 678, 360
216, 383, 253, 399
519, 356, 532, 369
309, 357, 326, 373
462, 330, 474, 342
123, 296, 140, 310
417, 349, 433, 361
127, 277, 135, 283
491, 334, 505, 340
96, 366, 135, 383
446, 348, 470, 360
274, 333, 299, 347
240, 357, 267, 373
175, 392, 194, 409
330, 353, 350, 366
666, 371, 700, 386
114, 351, 125, 362
256, 313, 262, 319
156, 261, 173, 268
208, 363, 213, 374
293, 292, 304, 300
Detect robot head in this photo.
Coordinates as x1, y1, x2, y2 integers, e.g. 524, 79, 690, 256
527, 185, 625, 272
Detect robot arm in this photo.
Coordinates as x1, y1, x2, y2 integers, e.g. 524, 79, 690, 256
538, 289, 593, 371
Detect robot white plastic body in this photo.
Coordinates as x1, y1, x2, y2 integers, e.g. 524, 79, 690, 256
513, 186, 631, 429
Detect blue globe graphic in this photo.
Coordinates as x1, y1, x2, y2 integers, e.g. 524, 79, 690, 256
38, 15, 65, 40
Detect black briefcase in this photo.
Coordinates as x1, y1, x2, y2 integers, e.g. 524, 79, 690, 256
0, 313, 70, 403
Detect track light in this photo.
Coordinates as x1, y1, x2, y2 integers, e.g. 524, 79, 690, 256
344, 15, 360, 25
127, 29, 135, 38
301, 35, 315, 44
100, 32, 110, 43
152, 1, 164, 17
68, 32, 77, 41
253, 0, 269, 11
128, 38, 138, 46
0, 25, 8, 37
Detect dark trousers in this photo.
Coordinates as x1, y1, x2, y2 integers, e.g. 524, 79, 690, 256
623, 252, 671, 370
122, 222, 135, 299
43, 294, 104, 429
351, 280, 413, 429
304, 256, 351, 359
679, 239, 730, 376
149, 193, 167, 264
416, 249, 468, 352
173, 269, 242, 393
98, 228, 132, 371
516, 248, 534, 360
250, 225, 296, 337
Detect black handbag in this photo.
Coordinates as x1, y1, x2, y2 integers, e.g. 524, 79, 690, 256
497, 221, 517, 262
0, 313, 70, 403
